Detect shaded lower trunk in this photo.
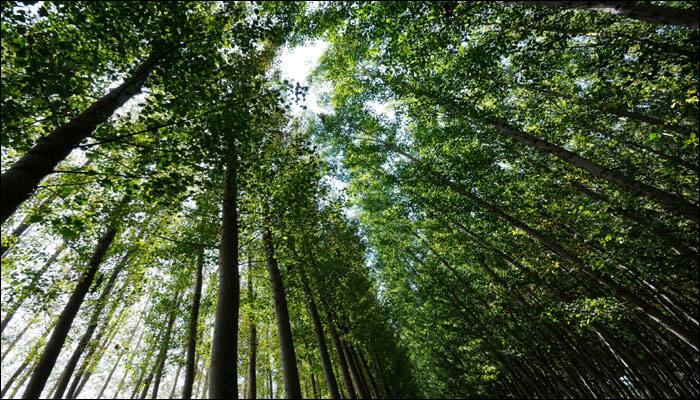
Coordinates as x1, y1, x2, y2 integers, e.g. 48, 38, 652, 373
247, 256, 257, 400
325, 311, 357, 400
96, 350, 123, 399
262, 222, 302, 399
151, 292, 181, 399
209, 159, 240, 399
21, 226, 118, 399
183, 248, 204, 400
299, 266, 341, 399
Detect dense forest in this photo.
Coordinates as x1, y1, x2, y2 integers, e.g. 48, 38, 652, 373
1, 1, 698, 399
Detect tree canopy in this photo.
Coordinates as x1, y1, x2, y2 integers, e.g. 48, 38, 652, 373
1, 1, 698, 399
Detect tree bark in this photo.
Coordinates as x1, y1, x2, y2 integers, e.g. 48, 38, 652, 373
0, 52, 161, 225
169, 362, 183, 399
21, 226, 118, 399
209, 158, 241, 399
183, 248, 204, 400
382, 139, 699, 351
489, 120, 699, 224
342, 339, 370, 399
95, 350, 123, 399
325, 310, 357, 400
0, 317, 34, 363
516, 1, 700, 28
151, 292, 181, 399
299, 265, 341, 399
262, 222, 302, 399
247, 256, 257, 400
52, 253, 127, 399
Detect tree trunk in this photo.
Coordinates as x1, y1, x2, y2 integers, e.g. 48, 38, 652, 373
65, 282, 128, 399
169, 362, 183, 399
262, 222, 302, 399
52, 254, 128, 399
209, 159, 240, 399
151, 292, 181, 399
0, 52, 161, 225
1, 243, 66, 334
299, 266, 341, 399
325, 310, 357, 400
21, 226, 118, 399
0, 317, 34, 363
489, 120, 699, 224
385, 140, 698, 350
517, 1, 700, 28
247, 256, 257, 400
357, 351, 381, 399
342, 339, 370, 399
310, 371, 318, 399
96, 350, 123, 399
1, 359, 31, 398
183, 248, 204, 399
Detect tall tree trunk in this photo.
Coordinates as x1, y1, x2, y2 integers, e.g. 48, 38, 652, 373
310, 370, 318, 399
1, 358, 31, 398
357, 351, 381, 400
0, 317, 34, 363
487, 120, 699, 224
183, 247, 204, 400
262, 222, 302, 399
21, 226, 118, 399
169, 362, 183, 399
209, 158, 240, 399
1, 243, 66, 334
104, 302, 149, 399
517, 1, 700, 28
299, 265, 341, 399
342, 339, 370, 399
0, 53, 161, 225
151, 292, 181, 399
66, 283, 128, 399
383, 140, 699, 350
247, 256, 257, 400
52, 253, 128, 399
95, 350, 123, 399
325, 310, 357, 400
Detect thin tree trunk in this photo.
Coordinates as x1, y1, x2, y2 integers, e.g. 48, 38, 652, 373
52, 254, 128, 399
247, 256, 257, 400
489, 120, 699, 224
1, 359, 31, 398
310, 371, 318, 399
325, 311, 357, 400
169, 363, 183, 399
1, 243, 66, 334
0, 317, 34, 363
21, 226, 118, 399
342, 339, 370, 399
183, 248, 204, 400
0, 52, 161, 225
382, 139, 700, 350
299, 265, 341, 399
96, 351, 123, 399
516, 1, 700, 28
209, 158, 240, 399
357, 351, 381, 399
151, 292, 181, 399
262, 222, 302, 399
66, 283, 128, 399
